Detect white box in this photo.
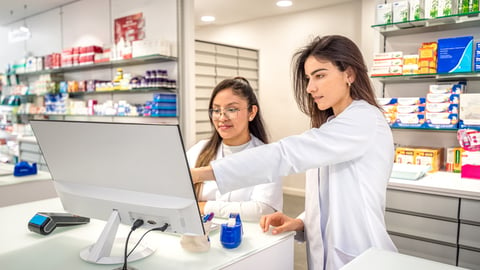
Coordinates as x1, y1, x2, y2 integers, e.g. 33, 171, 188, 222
460, 94, 480, 125
393, 1, 410, 23
376, 3, 393, 24
410, 0, 425, 20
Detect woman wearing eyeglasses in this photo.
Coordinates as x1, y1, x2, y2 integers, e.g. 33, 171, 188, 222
186, 77, 282, 221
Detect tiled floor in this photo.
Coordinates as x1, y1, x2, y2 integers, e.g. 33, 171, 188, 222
283, 194, 307, 270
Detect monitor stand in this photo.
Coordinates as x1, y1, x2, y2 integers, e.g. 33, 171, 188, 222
79, 210, 156, 264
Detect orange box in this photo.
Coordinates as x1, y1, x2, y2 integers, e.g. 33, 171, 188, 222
419, 48, 437, 60
414, 147, 444, 172
395, 147, 416, 164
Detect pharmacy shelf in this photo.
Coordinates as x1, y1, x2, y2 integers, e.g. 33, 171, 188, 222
372, 72, 480, 83
372, 12, 480, 37
8, 54, 177, 77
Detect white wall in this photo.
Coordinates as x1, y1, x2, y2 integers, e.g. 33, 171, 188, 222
196, 0, 377, 195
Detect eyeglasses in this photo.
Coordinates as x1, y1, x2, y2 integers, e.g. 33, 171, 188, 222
208, 107, 248, 120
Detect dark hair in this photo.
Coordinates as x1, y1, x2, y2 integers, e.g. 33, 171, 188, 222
195, 76, 268, 167
292, 35, 380, 128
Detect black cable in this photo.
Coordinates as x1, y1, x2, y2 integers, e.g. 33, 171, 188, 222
126, 223, 169, 258
121, 219, 144, 270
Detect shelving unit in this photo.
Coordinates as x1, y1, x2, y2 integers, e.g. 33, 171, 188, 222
372, 10, 480, 269
3, 54, 179, 123
373, 11, 480, 37
9, 54, 176, 77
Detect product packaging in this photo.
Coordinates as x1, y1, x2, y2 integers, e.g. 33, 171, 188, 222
395, 147, 416, 164
376, 3, 393, 24
459, 94, 480, 127
437, 36, 473, 74
414, 147, 444, 172
410, 0, 425, 21
393, 1, 410, 23
461, 150, 480, 180
446, 147, 463, 173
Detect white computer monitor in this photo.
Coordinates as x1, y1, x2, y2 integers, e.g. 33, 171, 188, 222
30, 120, 204, 264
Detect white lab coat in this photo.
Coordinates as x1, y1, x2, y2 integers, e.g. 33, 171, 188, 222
187, 135, 283, 221
211, 100, 398, 270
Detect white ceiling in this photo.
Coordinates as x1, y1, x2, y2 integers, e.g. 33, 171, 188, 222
0, 0, 351, 27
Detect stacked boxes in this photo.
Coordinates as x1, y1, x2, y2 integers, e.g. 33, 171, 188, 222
437, 36, 473, 73
418, 42, 437, 74
378, 82, 464, 129
371, 52, 403, 76
403, 54, 419, 74
395, 97, 426, 127
378, 97, 426, 128
378, 97, 398, 124
425, 90, 460, 128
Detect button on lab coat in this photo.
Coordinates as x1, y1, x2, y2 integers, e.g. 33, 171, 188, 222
211, 100, 398, 269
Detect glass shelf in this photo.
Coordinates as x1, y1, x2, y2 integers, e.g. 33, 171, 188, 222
18, 113, 178, 118
8, 54, 177, 76
391, 126, 458, 131
66, 87, 176, 96
371, 72, 480, 83
372, 12, 480, 37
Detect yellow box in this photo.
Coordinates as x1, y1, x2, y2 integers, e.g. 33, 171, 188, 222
419, 48, 437, 60
403, 54, 419, 65
414, 147, 444, 172
395, 147, 416, 164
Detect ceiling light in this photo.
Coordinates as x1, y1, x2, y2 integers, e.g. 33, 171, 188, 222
201, 16, 216, 22
276, 1, 293, 7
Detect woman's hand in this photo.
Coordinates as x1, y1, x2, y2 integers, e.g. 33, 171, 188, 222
190, 166, 215, 184
260, 212, 304, 235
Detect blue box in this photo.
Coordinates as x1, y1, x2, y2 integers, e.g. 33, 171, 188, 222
437, 36, 473, 73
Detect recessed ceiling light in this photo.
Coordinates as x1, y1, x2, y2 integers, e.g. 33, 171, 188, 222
276, 0, 293, 7
201, 15, 216, 22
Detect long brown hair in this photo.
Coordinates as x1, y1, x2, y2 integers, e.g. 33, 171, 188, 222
292, 35, 380, 128
195, 77, 268, 168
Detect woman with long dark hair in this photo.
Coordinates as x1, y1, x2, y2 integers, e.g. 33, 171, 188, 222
191, 35, 397, 269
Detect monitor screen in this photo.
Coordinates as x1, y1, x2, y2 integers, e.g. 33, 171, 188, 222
30, 120, 204, 264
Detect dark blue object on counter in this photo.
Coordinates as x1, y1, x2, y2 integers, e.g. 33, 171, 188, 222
14, 161, 38, 177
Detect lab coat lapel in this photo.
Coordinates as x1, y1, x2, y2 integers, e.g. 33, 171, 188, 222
305, 168, 324, 269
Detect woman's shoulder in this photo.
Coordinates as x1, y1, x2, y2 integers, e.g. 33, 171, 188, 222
187, 139, 210, 154
345, 100, 381, 115
250, 134, 265, 147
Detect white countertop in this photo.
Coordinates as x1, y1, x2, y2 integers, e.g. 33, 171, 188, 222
341, 248, 467, 270
389, 172, 480, 200
0, 198, 294, 270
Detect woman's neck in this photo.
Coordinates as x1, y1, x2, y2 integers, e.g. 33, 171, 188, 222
222, 132, 251, 146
